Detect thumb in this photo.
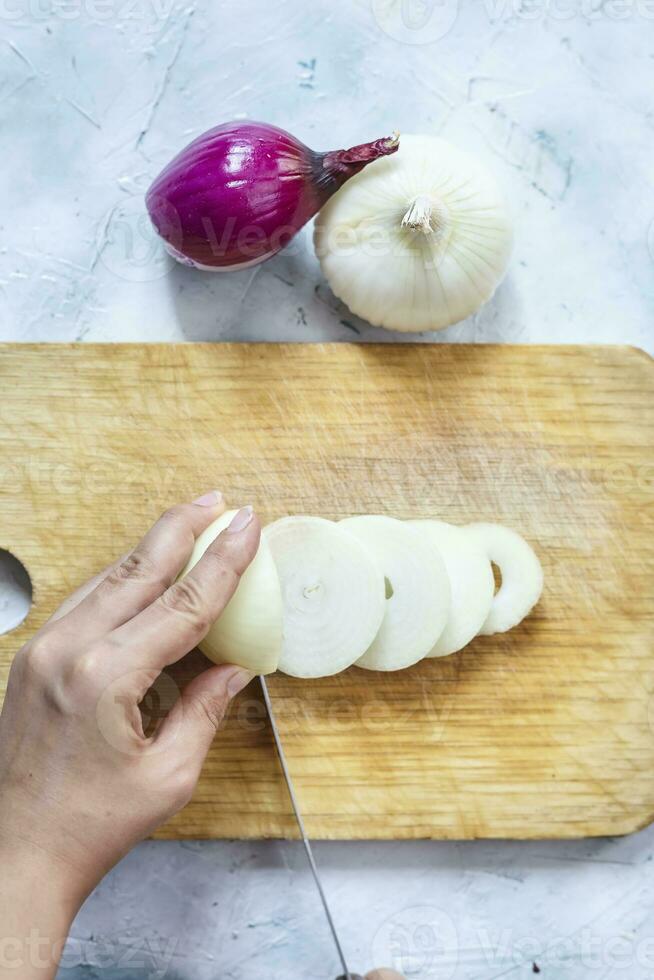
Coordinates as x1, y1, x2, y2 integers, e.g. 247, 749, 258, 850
156, 662, 255, 761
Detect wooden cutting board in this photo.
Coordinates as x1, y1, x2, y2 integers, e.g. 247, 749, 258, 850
0, 343, 653, 840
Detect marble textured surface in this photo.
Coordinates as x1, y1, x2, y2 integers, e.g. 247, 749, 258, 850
1, 1, 653, 978
0, 0, 652, 348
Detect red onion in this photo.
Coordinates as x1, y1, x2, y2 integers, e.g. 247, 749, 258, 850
145, 121, 399, 271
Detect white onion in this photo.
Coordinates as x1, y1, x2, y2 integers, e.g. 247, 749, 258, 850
263, 516, 386, 678
464, 523, 544, 635
409, 520, 495, 656
339, 515, 450, 671
314, 135, 513, 332
179, 510, 283, 675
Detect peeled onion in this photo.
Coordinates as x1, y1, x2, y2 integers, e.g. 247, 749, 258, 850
464, 523, 544, 635
314, 134, 513, 332
263, 516, 386, 678
409, 520, 495, 656
339, 516, 450, 671
180, 508, 542, 678
179, 509, 283, 674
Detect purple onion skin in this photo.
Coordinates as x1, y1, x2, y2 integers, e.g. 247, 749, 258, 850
146, 121, 399, 270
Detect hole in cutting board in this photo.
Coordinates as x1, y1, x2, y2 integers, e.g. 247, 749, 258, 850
0, 550, 33, 635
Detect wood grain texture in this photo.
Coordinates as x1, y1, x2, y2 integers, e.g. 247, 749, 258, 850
0, 343, 653, 840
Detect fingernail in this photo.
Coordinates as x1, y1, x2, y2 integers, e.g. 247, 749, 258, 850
226, 667, 256, 698
193, 490, 223, 507
227, 505, 254, 533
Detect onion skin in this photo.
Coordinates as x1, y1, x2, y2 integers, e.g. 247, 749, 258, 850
146, 121, 399, 270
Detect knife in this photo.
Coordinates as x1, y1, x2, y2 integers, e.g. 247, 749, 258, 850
260, 676, 362, 980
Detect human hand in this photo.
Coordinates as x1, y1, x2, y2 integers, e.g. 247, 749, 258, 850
338, 969, 406, 979
0, 493, 259, 976
365, 970, 406, 980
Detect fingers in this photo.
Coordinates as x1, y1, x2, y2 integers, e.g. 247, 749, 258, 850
155, 662, 255, 763
46, 553, 130, 624
48, 491, 226, 644
366, 971, 407, 980
108, 506, 260, 673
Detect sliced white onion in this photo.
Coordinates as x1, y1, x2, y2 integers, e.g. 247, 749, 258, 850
339, 515, 450, 671
409, 520, 495, 656
263, 516, 385, 678
463, 522, 544, 635
179, 509, 283, 675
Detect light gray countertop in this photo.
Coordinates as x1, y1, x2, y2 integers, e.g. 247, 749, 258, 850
1, 0, 652, 349
1, 1, 653, 977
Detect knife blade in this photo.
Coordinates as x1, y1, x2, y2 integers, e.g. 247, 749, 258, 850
260, 676, 359, 980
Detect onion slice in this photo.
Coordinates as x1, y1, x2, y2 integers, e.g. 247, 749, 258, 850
179, 510, 283, 675
339, 516, 450, 671
263, 516, 385, 678
463, 523, 544, 635
409, 520, 495, 657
